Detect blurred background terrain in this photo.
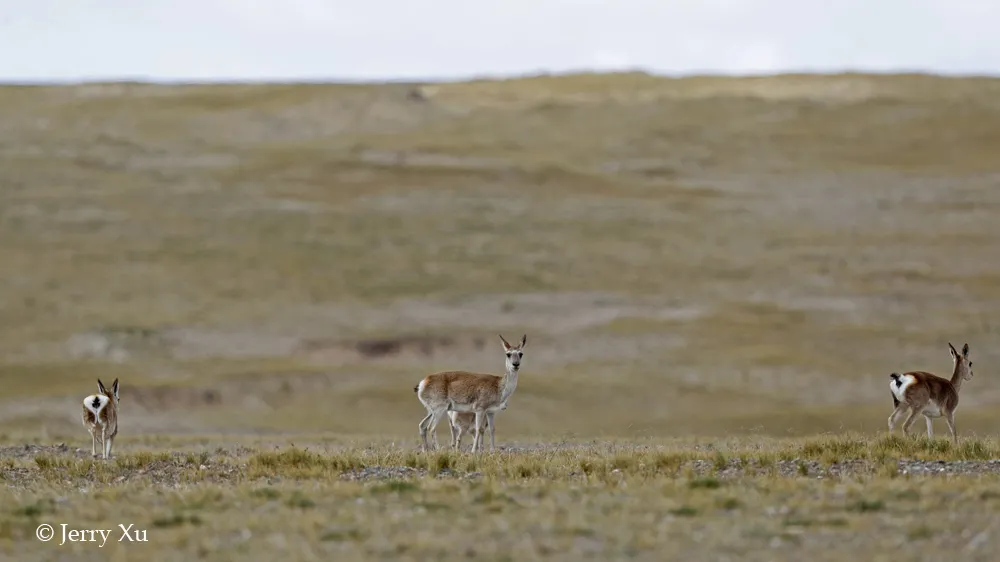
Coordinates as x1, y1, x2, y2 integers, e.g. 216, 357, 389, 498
2, 72, 1000, 443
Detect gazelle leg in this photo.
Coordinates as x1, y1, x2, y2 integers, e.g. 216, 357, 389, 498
470, 416, 478, 453
944, 411, 958, 444
901, 409, 920, 437
418, 412, 434, 451
888, 404, 908, 433
449, 418, 459, 449
924, 415, 933, 439
454, 421, 466, 451
91, 431, 97, 457
472, 412, 485, 453
487, 412, 496, 453
101, 427, 108, 460
427, 410, 446, 450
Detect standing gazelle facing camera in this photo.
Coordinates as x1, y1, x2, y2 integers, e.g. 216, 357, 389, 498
82, 378, 119, 459
888, 342, 974, 443
414, 333, 526, 453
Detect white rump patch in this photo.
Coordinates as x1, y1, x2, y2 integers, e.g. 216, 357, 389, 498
83, 394, 109, 421
889, 375, 916, 403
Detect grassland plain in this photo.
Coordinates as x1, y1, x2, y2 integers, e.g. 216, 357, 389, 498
4, 435, 1000, 561
3, 71, 1000, 560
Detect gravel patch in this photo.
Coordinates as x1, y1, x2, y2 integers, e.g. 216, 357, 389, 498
898, 459, 1000, 476
339, 466, 426, 481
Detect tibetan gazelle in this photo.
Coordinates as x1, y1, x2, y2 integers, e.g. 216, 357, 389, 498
82, 378, 119, 459
414, 333, 525, 453
888, 342, 974, 443
448, 401, 507, 452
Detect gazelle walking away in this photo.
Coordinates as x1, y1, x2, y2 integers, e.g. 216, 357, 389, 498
888, 342, 974, 443
414, 333, 526, 453
82, 378, 119, 459
448, 401, 507, 451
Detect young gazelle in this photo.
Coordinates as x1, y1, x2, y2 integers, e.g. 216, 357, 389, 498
414, 333, 525, 453
448, 401, 507, 451
888, 342, 974, 443
81, 378, 119, 459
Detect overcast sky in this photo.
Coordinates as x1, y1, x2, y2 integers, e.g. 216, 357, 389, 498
1, 0, 997, 82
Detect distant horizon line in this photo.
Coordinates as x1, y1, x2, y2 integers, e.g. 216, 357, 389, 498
1, 66, 999, 86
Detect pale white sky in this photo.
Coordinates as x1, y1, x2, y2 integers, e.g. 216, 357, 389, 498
1, 0, 997, 82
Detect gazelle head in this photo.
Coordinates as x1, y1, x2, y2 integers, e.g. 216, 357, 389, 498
98, 378, 120, 406
949, 342, 973, 381
499, 333, 526, 371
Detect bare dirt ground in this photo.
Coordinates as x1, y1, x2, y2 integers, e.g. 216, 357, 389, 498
3, 72, 1000, 560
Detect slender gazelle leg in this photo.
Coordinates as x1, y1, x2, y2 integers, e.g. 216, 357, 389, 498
487, 412, 497, 452
888, 403, 909, 433
901, 409, 920, 437
944, 410, 958, 444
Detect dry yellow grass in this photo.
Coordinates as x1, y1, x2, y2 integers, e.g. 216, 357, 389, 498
3, 435, 1000, 561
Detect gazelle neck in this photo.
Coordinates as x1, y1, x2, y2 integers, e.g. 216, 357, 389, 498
499, 361, 519, 401
950, 362, 967, 392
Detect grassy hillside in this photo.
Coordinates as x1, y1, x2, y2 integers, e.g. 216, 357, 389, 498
2, 72, 1000, 441
5, 71, 1000, 562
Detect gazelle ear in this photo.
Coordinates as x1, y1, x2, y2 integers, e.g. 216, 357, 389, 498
520, 334, 527, 348
962, 343, 970, 357
499, 334, 512, 350
98, 379, 108, 395
949, 342, 959, 359
112, 378, 119, 398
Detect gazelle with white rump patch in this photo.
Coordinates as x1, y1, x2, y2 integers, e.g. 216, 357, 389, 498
888, 342, 974, 443
414, 333, 526, 453
81, 378, 120, 459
